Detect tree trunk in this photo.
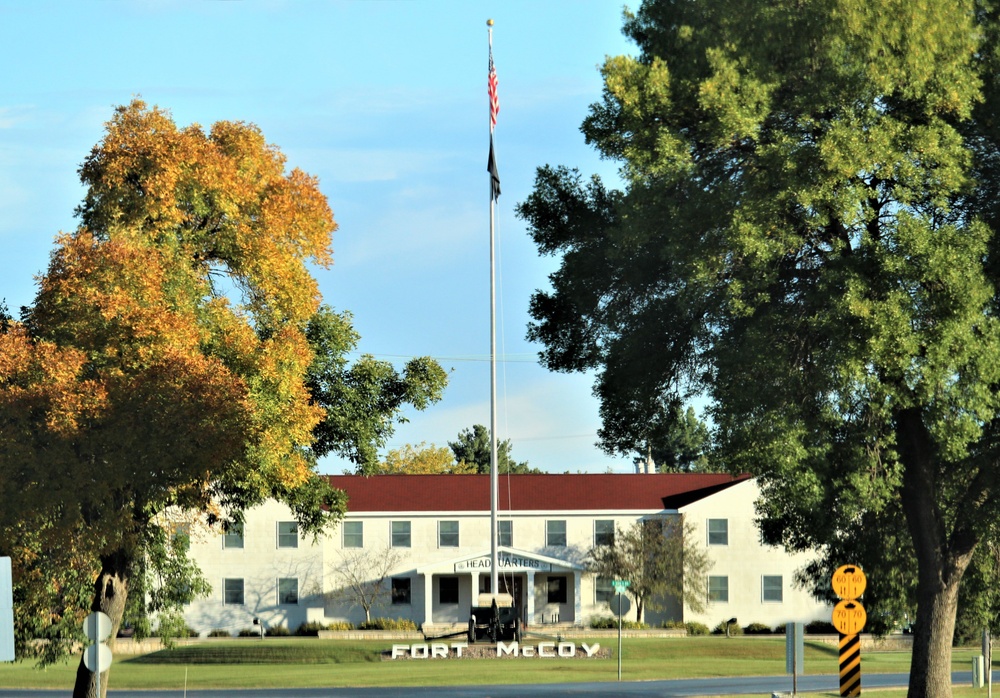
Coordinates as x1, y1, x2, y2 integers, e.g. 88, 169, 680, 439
908, 570, 964, 698
896, 408, 977, 698
72, 550, 129, 698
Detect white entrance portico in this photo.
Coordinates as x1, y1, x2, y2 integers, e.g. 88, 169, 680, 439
415, 547, 586, 627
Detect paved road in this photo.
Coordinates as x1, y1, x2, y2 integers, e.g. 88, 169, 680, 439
0, 671, 983, 697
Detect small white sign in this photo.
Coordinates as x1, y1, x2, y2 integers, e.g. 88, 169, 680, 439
83, 642, 113, 673
83, 612, 113, 643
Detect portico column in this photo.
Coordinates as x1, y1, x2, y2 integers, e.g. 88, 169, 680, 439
470, 571, 480, 605
573, 570, 582, 626
526, 570, 535, 626
423, 573, 433, 627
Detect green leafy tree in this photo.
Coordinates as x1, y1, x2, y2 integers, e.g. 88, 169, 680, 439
587, 516, 710, 623
518, 2, 1000, 695
122, 522, 211, 648
627, 401, 712, 473
305, 307, 447, 474
448, 424, 538, 474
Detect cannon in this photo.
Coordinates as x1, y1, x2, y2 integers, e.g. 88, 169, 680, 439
468, 593, 520, 643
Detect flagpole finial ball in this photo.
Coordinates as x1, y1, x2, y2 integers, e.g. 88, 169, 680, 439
487, 19, 494, 26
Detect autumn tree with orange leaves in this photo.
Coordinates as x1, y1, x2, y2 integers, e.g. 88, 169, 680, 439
0, 101, 446, 698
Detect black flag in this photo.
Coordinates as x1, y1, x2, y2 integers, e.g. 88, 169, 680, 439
488, 135, 501, 201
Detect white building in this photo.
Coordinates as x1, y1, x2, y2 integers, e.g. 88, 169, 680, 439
182, 473, 831, 635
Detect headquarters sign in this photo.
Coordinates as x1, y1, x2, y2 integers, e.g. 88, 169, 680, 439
455, 552, 551, 573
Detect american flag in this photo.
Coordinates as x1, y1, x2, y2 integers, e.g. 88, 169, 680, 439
488, 45, 499, 131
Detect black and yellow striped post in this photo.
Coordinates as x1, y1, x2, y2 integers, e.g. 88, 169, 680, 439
839, 632, 862, 697
832, 566, 867, 698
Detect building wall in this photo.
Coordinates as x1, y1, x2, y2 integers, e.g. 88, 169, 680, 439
676, 479, 831, 631
183, 499, 327, 636
323, 511, 630, 627
181, 478, 832, 635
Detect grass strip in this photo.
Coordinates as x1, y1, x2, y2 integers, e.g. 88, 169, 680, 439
0, 637, 986, 690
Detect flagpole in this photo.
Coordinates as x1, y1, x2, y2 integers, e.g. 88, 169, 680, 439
487, 17, 499, 602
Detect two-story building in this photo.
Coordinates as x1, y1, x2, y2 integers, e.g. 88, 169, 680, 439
181, 473, 831, 635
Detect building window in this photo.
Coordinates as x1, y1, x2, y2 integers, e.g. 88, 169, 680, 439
707, 519, 729, 545
277, 521, 298, 549
278, 578, 298, 605
438, 520, 459, 548
762, 575, 783, 603
391, 521, 411, 548
546, 520, 567, 547
392, 577, 411, 605
343, 521, 363, 548
439, 576, 459, 605
498, 520, 512, 547
223, 578, 244, 605
594, 519, 615, 547
708, 575, 729, 603
223, 522, 244, 549
595, 576, 613, 604
547, 576, 567, 604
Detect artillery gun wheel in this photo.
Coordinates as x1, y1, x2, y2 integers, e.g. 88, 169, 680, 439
467, 616, 476, 644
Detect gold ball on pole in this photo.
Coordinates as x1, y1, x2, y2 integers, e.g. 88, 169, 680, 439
487, 19, 494, 26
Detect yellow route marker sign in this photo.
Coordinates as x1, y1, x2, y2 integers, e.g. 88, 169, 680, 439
833, 599, 868, 635
832, 565, 867, 600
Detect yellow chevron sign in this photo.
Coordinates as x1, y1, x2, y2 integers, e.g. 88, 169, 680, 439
839, 632, 862, 697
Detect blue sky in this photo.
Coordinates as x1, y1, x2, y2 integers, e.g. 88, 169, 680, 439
0, 0, 638, 474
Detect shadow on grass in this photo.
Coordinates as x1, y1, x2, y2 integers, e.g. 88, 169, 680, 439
127, 643, 381, 665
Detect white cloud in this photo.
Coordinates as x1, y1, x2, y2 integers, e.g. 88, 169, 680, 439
0, 106, 34, 130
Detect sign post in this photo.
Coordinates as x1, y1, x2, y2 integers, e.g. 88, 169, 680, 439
786, 622, 804, 695
611, 579, 631, 682
0, 558, 13, 662
831, 565, 867, 697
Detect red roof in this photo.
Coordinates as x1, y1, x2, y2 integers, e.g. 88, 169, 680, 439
327, 473, 751, 513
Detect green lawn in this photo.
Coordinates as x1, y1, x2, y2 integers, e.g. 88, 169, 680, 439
0, 637, 986, 691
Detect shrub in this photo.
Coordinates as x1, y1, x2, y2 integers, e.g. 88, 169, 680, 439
662, 620, 686, 630
805, 620, 837, 634
238, 628, 262, 637
743, 622, 772, 635
207, 629, 231, 638
325, 621, 354, 631
685, 621, 710, 636
265, 625, 291, 637
590, 616, 617, 629
295, 621, 329, 636
773, 624, 787, 634
588, 617, 647, 629
712, 620, 743, 635
358, 617, 418, 631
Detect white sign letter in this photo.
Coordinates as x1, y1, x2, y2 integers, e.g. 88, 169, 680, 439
497, 641, 518, 657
